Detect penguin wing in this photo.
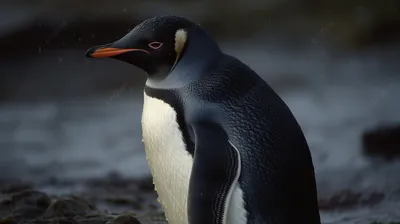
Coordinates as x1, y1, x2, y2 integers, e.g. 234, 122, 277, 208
188, 121, 241, 224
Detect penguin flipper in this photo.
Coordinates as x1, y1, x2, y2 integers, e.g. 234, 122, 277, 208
188, 121, 241, 224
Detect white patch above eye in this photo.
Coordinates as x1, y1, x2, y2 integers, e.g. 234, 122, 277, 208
148, 41, 163, 49
174, 29, 187, 55
171, 29, 187, 69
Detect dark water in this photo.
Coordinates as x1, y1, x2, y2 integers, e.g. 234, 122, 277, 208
1, 41, 400, 223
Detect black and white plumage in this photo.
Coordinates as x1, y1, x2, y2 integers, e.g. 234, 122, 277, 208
86, 15, 321, 224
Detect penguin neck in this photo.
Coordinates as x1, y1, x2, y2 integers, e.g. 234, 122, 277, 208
146, 27, 223, 89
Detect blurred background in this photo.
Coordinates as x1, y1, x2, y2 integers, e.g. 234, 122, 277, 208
0, 1, 400, 223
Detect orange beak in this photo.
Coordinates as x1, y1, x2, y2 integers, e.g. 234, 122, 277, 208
86, 47, 150, 58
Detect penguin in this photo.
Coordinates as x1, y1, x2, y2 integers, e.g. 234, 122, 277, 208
85, 16, 321, 224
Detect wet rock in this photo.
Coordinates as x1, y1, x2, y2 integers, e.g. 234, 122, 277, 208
136, 212, 167, 224
81, 175, 160, 214
0, 193, 116, 224
319, 190, 385, 210
106, 213, 140, 224
0, 181, 160, 224
0, 190, 51, 221
0, 179, 32, 194
43, 196, 98, 218
362, 124, 400, 160
0, 176, 164, 224
43, 214, 112, 224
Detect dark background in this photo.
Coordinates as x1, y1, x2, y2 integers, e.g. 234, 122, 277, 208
0, 1, 400, 223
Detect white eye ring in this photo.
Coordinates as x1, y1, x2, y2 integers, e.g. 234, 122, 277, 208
148, 42, 163, 49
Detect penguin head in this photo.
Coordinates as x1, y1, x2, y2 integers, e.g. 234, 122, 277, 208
86, 16, 195, 76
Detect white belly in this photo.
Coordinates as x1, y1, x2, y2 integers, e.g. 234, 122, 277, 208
142, 94, 193, 224
141, 93, 247, 224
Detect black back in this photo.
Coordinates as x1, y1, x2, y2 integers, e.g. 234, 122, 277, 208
145, 54, 321, 224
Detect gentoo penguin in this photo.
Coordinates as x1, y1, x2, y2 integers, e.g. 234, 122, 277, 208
85, 16, 321, 224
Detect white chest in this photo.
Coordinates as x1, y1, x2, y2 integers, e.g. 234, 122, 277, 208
141, 94, 193, 224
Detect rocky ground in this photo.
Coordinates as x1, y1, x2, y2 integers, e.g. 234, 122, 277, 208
0, 175, 167, 224
1, 173, 400, 224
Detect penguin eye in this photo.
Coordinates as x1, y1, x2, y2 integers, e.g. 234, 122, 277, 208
148, 42, 163, 49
